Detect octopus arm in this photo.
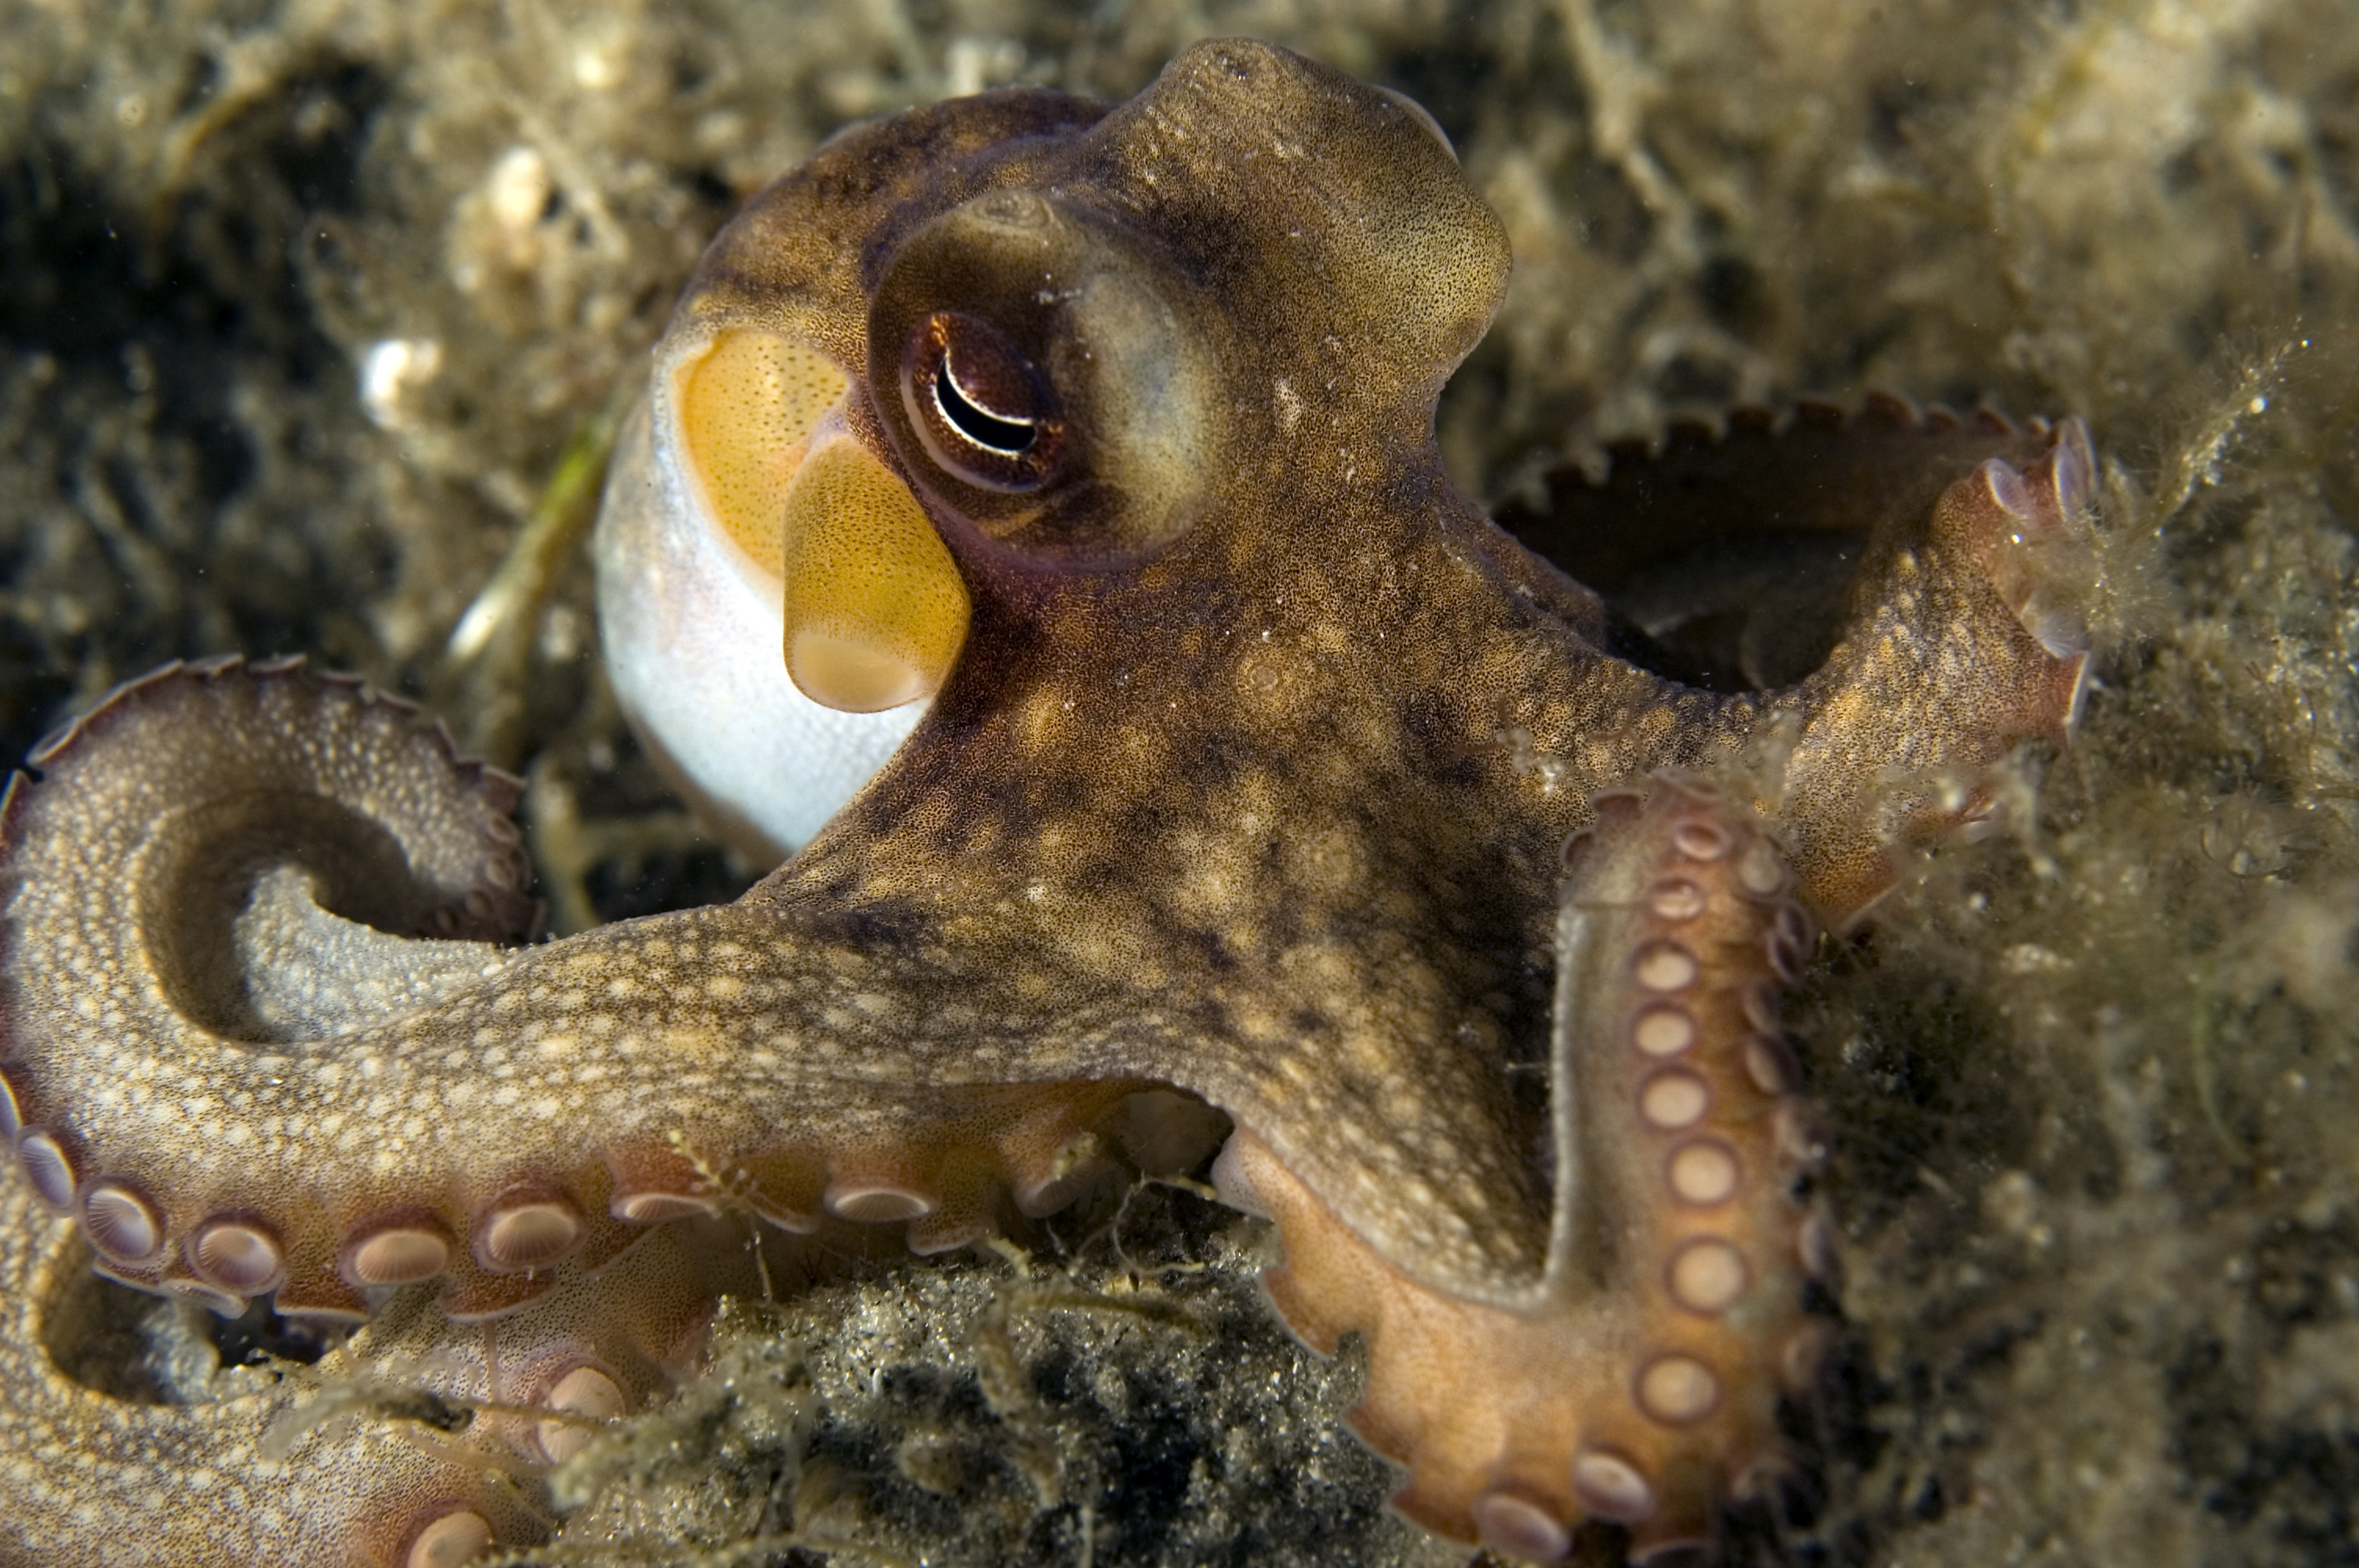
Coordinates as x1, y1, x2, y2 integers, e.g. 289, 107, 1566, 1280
1777, 416, 2098, 914
0, 1166, 761, 1568
0, 660, 1216, 1327
1218, 777, 1831, 1563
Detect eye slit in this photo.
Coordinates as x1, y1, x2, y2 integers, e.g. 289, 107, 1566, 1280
935, 358, 1034, 455
901, 311, 1063, 492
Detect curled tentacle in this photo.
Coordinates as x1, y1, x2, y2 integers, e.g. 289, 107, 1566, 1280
1497, 398, 2099, 920
0, 659, 1212, 1327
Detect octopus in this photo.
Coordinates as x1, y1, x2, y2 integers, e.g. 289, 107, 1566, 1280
0, 39, 2098, 1568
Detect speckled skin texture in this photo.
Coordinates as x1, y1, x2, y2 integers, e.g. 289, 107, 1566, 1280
0, 40, 2099, 1567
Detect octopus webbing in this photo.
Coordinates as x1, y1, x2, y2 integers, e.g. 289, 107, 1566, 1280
0, 38, 2099, 1568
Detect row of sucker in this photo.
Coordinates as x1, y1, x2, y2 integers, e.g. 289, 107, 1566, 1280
1533, 774, 1831, 1563
0, 1156, 765, 1568
29, 1074, 1186, 1326
1219, 775, 1834, 1566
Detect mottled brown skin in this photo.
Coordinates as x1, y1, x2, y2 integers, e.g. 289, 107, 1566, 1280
711, 40, 2082, 1291
0, 40, 2095, 1566
1223, 775, 1833, 1561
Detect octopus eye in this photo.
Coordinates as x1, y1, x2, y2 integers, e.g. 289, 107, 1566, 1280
902, 312, 1063, 492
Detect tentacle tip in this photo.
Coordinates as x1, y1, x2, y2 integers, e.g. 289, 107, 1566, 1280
1960, 429, 2104, 677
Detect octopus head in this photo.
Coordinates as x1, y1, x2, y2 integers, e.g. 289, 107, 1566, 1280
594, 40, 1508, 862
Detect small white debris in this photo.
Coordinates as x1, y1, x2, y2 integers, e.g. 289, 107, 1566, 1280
487, 145, 554, 234
359, 338, 442, 430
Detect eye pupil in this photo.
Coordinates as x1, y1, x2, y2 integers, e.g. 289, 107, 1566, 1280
900, 311, 1062, 493
934, 358, 1035, 456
